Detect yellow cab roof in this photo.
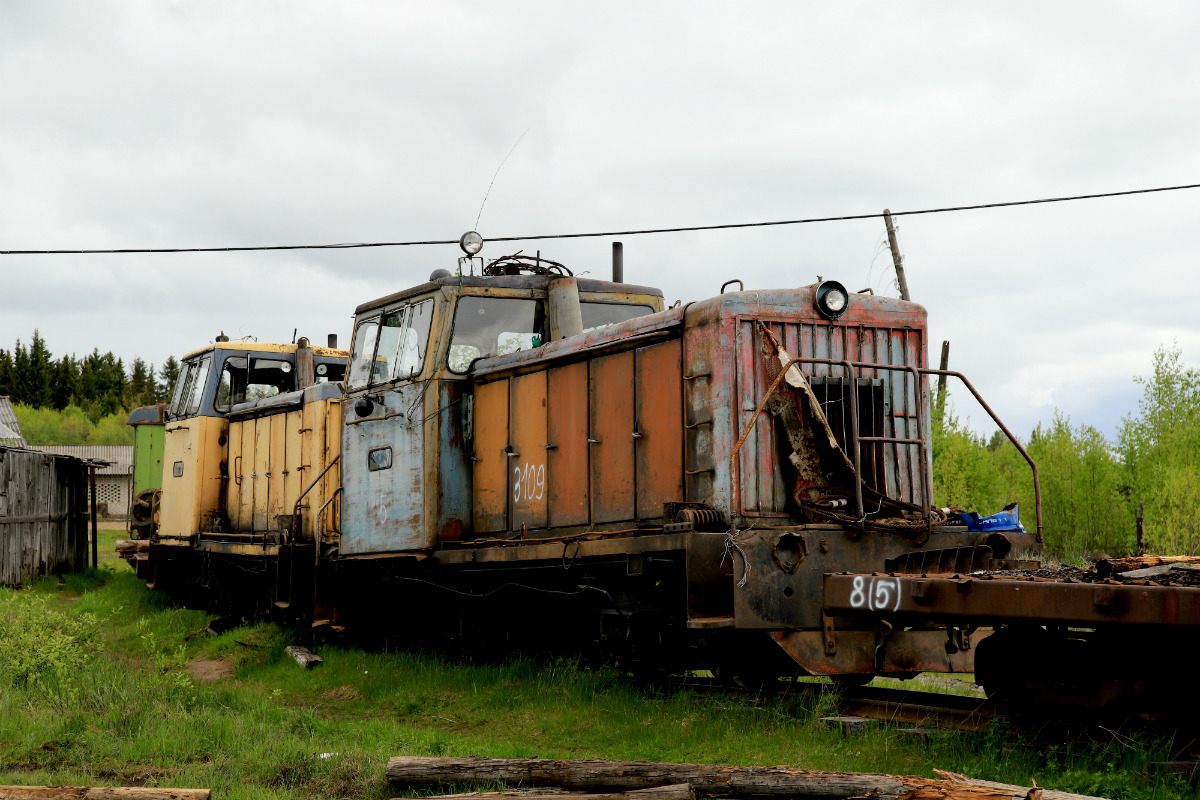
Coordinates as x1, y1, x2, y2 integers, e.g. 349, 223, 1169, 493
181, 341, 348, 361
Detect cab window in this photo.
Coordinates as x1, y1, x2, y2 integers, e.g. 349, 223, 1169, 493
347, 318, 380, 390
448, 296, 545, 373
581, 302, 654, 331
315, 360, 346, 383
214, 356, 295, 411
377, 298, 434, 382
169, 355, 213, 419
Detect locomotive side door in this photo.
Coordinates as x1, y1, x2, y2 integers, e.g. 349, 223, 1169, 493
340, 298, 436, 554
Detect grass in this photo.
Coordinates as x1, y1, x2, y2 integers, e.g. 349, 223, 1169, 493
0, 527, 1191, 799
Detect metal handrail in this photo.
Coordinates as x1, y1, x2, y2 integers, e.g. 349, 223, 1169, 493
729, 357, 1042, 541
290, 454, 341, 543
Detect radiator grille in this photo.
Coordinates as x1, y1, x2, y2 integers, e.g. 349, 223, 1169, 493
735, 318, 928, 516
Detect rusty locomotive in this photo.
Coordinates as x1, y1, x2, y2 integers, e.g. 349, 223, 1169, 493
126, 237, 1200, 716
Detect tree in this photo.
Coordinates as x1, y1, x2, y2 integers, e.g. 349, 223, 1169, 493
127, 358, 157, 408
0, 349, 12, 398
26, 330, 53, 409
157, 356, 180, 403
50, 355, 77, 411
1117, 344, 1200, 554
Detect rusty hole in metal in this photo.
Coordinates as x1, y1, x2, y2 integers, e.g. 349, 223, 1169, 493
771, 531, 806, 574
983, 532, 1013, 559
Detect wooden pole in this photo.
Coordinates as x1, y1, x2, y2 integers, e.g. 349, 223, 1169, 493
883, 209, 911, 301
384, 756, 1097, 800
1136, 500, 1145, 556
936, 340, 950, 412
89, 465, 98, 569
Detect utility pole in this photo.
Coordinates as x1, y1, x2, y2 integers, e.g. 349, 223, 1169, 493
883, 209, 911, 301
936, 340, 950, 412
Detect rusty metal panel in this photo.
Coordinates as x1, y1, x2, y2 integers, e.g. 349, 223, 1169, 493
635, 340, 683, 519
284, 409, 303, 524
589, 350, 635, 523
226, 420, 244, 530
339, 383, 425, 553
732, 312, 927, 517
772, 629, 986, 676
823, 573, 1200, 627
509, 371, 548, 531
472, 379, 510, 533
268, 413, 286, 529
236, 418, 255, 529
252, 417, 271, 530
548, 362, 589, 527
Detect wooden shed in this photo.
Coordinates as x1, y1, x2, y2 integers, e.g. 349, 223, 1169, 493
0, 445, 89, 586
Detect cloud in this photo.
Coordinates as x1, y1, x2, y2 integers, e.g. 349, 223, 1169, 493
2, 1, 1200, 443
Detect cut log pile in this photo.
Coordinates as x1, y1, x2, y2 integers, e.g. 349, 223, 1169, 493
385, 756, 1109, 800
1098, 554, 1200, 578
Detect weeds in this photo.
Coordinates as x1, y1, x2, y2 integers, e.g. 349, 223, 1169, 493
0, 529, 1193, 799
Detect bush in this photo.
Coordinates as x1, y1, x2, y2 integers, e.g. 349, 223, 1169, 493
0, 592, 99, 709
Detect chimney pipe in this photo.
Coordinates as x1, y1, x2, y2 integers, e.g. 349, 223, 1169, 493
612, 242, 624, 283
327, 333, 338, 350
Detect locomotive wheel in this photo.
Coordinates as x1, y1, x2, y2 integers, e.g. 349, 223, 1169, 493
975, 627, 1140, 721
129, 488, 161, 539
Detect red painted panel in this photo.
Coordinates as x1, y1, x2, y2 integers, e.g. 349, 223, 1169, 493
590, 351, 635, 523
548, 362, 589, 527
635, 340, 683, 519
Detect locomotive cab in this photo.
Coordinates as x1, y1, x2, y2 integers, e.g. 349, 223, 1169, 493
155, 340, 347, 545
340, 267, 664, 555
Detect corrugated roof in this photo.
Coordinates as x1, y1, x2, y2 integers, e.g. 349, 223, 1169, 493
0, 397, 25, 447
29, 445, 133, 473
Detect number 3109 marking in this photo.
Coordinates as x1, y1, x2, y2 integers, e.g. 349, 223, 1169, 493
513, 462, 545, 503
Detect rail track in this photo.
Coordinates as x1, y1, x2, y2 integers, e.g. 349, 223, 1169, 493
668, 676, 1000, 732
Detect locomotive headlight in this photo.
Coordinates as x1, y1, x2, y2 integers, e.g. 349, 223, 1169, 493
815, 280, 850, 320
459, 230, 483, 255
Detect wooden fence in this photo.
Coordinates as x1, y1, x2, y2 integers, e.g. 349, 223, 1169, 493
0, 446, 89, 586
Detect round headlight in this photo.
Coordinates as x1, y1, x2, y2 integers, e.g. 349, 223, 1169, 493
459, 231, 483, 256
814, 280, 850, 320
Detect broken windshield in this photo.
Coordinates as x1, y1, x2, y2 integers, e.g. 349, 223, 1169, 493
448, 296, 545, 373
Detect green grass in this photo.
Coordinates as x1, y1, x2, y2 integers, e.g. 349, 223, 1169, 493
0, 530, 1190, 799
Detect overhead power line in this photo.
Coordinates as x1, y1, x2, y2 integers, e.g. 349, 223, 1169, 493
3, 181, 1199, 256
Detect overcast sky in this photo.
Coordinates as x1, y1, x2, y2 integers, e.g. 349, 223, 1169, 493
3, 2, 1199, 440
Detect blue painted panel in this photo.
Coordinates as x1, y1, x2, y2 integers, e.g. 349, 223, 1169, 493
436, 382, 471, 541
340, 384, 425, 554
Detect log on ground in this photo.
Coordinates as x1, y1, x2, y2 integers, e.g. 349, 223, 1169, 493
404, 783, 695, 800
1098, 554, 1200, 576
384, 756, 1104, 800
0, 788, 211, 800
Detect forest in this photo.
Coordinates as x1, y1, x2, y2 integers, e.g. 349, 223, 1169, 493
0, 329, 179, 446
2, 330, 1197, 557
